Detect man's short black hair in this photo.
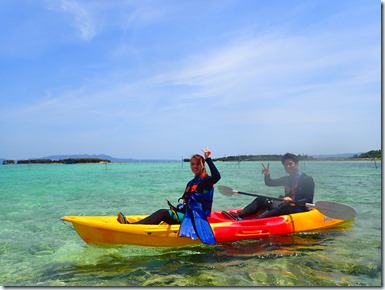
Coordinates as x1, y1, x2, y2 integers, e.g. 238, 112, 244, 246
281, 153, 299, 164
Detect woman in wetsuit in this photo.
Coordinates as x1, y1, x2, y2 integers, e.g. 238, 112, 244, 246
118, 147, 221, 224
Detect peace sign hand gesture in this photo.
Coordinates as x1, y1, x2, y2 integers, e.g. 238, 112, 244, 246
202, 147, 212, 159
261, 163, 270, 176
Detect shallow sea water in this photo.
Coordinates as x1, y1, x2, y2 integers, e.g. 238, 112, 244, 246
0, 160, 381, 286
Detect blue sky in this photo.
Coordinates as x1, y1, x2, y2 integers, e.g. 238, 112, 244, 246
0, 0, 381, 160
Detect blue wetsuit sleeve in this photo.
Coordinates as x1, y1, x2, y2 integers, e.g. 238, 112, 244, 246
197, 158, 221, 193
205, 158, 221, 184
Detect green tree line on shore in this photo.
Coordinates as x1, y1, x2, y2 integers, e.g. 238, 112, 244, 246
353, 149, 381, 159
213, 150, 381, 162
3, 158, 111, 165
213, 154, 313, 162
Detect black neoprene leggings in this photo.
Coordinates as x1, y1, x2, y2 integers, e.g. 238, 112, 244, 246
237, 197, 293, 219
236, 197, 269, 218
132, 209, 180, 225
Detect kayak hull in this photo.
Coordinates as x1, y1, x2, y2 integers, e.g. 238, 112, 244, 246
62, 215, 202, 247
62, 209, 352, 247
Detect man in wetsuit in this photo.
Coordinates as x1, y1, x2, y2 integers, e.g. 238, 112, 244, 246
222, 153, 315, 220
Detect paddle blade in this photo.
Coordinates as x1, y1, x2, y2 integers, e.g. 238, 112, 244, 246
218, 185, 237, 196
315, 201, 357, 220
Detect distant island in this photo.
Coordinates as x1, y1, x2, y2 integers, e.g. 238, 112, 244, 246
1, 150, 381, 165
1, 154, 179, 165
2, 157, 111, 165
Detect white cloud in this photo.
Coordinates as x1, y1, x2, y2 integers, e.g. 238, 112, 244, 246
0, 1, 379, 159
5, 17, 379, 129
44, 0, 96, 41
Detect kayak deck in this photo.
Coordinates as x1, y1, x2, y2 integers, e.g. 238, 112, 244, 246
62, 208, 353, 247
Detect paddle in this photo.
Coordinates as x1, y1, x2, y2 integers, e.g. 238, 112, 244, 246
218, 185, 357, 220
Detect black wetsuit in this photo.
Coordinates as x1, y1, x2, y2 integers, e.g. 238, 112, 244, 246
236, 171, 315, 219
133, 158, 221, 224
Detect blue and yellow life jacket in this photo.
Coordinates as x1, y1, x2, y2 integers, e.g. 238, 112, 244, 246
168, 174, 215, 221
182, 174, 214, 217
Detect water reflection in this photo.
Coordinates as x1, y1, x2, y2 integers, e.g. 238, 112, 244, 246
29, 226, 376, 287
215, 228, 352, 258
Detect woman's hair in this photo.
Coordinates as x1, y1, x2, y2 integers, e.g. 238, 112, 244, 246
191, 154, 207, 175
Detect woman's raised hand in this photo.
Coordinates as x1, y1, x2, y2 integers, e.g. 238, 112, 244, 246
202, 147, 211, 159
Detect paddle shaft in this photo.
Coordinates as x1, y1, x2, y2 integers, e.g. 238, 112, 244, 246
219, 185, 357, 220
233, 189, 309, 207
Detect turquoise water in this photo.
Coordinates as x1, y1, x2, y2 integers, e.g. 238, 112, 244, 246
0, 161, 381, 286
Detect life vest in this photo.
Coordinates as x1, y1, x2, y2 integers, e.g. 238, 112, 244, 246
283, 171, 311, 212
284, 171, 302, 199
180, 174, 214, 217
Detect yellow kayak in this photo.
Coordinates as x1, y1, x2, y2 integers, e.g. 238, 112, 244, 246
62, 208, 353, 247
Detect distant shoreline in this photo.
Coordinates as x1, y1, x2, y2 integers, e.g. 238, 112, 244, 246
1, 150, 381, 165
2, 157, 381, 165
